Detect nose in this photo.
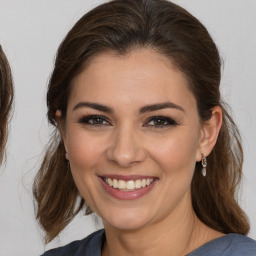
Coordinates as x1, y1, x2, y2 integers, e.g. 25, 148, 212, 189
106, 125, 146, 168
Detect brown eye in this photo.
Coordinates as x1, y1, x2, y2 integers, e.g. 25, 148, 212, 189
90, 117, 105, 124
79, 115, 111, 126
145, 116, 178, 128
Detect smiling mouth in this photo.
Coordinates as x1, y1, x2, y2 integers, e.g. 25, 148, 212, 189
102, 177, 155, 191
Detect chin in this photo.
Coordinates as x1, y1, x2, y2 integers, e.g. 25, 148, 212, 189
101, 208, 153, 231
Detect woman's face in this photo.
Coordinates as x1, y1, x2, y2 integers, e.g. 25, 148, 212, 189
61, 49, 204, 231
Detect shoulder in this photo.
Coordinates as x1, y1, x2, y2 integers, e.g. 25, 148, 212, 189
40, 229, 105, 256
226, 234, 256, 254
189, 233, 256, 256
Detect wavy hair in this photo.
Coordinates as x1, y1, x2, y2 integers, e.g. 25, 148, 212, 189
0, 45, 13, 164
33, 0, 249, 243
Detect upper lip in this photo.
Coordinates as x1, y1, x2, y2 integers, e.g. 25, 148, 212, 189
99, 174, 158, 181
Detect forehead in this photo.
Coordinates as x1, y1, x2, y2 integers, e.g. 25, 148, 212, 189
69, 49, 196, 111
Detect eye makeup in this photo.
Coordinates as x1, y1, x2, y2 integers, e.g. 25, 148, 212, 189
144, 116, 179, 128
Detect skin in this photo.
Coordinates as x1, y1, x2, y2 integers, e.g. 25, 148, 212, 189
57, 49, 223, 256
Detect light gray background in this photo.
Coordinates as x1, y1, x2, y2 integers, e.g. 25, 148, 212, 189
0, 1, 255, 255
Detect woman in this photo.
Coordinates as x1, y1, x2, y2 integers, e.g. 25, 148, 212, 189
0, 45, 13, 164
34, 0, 256, 255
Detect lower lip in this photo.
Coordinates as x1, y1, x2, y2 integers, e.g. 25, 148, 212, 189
99, 177, 157, 200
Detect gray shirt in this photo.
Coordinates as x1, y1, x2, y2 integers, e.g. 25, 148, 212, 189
41, 229, 256, 256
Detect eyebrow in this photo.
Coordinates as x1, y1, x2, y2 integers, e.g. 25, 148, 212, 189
139, 102, 185, 113
73, 102, 114, 113
72, 101, 185, 113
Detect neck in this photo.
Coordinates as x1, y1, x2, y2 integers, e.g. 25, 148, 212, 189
102, 200, 221, 256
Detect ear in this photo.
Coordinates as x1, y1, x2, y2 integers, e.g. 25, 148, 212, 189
56, 110, 68, 158
196, 106, 223, 161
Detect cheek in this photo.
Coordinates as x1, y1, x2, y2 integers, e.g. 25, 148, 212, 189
148, 129, 200, 175
65, 130, 105, 207
66, 129, 104, 172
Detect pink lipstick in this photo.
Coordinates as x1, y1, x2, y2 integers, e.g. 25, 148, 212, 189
99, 175, 158, 200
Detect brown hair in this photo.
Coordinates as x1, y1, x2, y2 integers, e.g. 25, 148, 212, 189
33, 0, 249, 243
0, 45, 13, 164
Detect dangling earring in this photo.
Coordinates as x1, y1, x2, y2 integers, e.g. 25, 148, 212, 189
201, 153, 207, 177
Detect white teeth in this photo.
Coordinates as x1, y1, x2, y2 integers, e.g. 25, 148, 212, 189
104, 177, 154, 190
135, 179, 142, 189
118, 180, 126, 189
113, 179, 118, 188
107, 178, 113, 187
126, 180, 135, 190
141, 179, 146, 187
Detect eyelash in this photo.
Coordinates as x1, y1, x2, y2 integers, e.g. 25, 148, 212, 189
78, 115, 178, 128
144, 116, 178, 128
78, 115, 111, 126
